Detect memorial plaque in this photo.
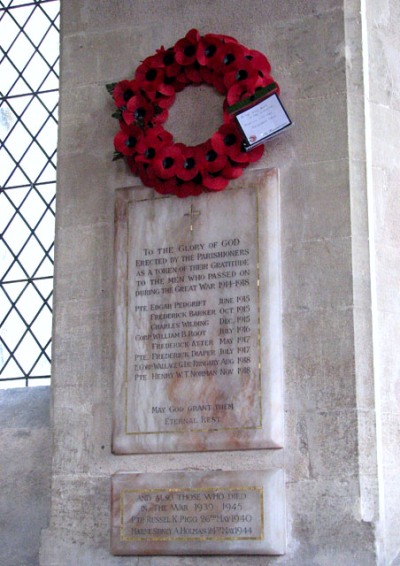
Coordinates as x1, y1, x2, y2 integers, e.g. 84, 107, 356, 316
113, 169, 283, 453
111, 469, 286, 555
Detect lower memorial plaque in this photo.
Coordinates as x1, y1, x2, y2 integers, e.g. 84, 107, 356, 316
113, 169, 283, 453
111, 469, 286, 555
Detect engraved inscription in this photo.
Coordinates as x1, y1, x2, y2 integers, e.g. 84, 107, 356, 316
133, 241, 254, 381
126, 199, 262, 435
121, 487, 263, 542
111, 469, 286, 555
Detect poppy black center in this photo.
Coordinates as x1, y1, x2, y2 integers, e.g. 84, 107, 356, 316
236, 69, 248, 81
163, 52, 175, 66
145, 147, 155, 159
145, 69, 157, 81
135, 107, 146, 119
154, 105, 163, 115
205, 149, 217, 162
224, 134, 236, 146
184, 157, 195, 170
205, 44, 217, 58
193, 172, 203, 185
184, 45, 196, 57
163, 157, 174, 169
223, 53, 235, 65
126, 136, 137, 148
123, 89, 134, 101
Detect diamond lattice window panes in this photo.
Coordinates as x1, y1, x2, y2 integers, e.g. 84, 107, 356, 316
0, 0, 60, 387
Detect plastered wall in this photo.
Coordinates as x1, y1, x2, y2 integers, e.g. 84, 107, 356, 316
38, 1, 398, 564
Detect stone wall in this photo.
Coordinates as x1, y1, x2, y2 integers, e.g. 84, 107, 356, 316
0, 387, 51, 566
39, 0, 396, 564
364, 0, 400, 563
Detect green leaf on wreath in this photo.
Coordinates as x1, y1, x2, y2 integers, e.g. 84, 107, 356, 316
106, 82, 117, 95
112, 151, 124, 161
112, 109, 123, 120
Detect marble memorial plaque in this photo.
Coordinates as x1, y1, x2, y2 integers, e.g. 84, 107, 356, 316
111, 469, 286, 555
113, 170, 283, 453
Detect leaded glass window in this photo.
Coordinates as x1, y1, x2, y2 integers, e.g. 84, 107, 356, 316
0, 0, 60, 387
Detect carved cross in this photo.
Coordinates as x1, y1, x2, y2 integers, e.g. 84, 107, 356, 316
184, 204, 201, 233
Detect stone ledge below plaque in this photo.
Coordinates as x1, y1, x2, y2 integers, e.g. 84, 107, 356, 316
111, 469, 286, 556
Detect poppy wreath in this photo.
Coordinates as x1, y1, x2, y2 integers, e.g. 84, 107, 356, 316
107, 29, 279, 198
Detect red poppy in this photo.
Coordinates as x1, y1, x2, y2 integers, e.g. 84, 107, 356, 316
174, 29, 200, 66
222, 52, 271, 98
174, 79, 190, 94
138, 163, 160, 189
222, 139, 265, 165
208, 42, 248, 72
202, 170, 230, 191
141, 52, 162, 68
211, 123, 244, 160
175, 65, 194, 87
135, 59, 170, 95
223, 98, 236, 125
151, 176, 180, 196
126, 155, 140, 175
226, 71, 279, 106
245, 49, 272, 76
113, 80, 139, 108
153, 105, 170, 125
224, 64, 268, 92
122, 95, 154, 126
222, 159, 247, 179
226, 75, 276, 106
151, 91, 174, 110
197, 141, 227, 173
153, 144, 184, 179
243, 143, 265, 162
201, 67, 226, 95
154, 126, 175, 145
209, 32, 238, 45
114, 123, 143, 156
143, 84, 176, 104
196, 34, 224, 67
184, 62, 203, 84
152, 46, 182, 78
176, 181, 203, 198
135, 126, 173, 164
151, 177, 202, 198
146, 48, 169, 69
199, 66, 216, 87
175, 144, 203, 181
139, 163, 182, 197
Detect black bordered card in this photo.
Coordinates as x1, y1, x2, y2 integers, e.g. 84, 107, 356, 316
229, 86, 292, 151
